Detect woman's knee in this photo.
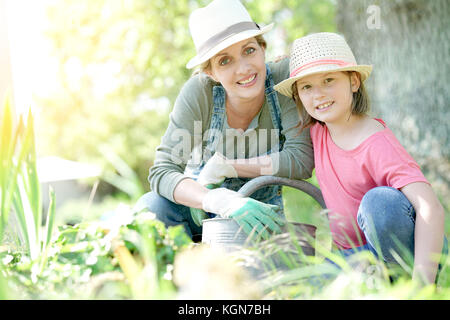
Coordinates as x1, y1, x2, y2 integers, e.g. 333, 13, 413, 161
134, 191, 199, 238
134, 191, 163, 212
134, 191, 185, 220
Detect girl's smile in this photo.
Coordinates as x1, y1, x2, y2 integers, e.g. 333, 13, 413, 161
315, 101, 334, 111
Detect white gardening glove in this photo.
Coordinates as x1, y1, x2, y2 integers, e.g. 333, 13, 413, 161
202, 188, 285, 240
190, 152, 238, 227
202, 188, 245, 216
197, 152, 238, 187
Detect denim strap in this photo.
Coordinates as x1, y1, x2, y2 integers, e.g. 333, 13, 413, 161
264, 64, 285, 151
203, 85, 227, 162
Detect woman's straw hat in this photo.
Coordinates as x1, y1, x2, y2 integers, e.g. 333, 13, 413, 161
274, 32, 373, 97
186, 0, 273, 69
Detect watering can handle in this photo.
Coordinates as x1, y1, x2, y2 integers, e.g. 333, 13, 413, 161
237, 176, 326, 209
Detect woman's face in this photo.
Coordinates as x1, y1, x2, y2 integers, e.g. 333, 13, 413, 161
206, 38, 266, 103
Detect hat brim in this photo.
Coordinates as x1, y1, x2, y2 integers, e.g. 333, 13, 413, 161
274, 64, 373, 97
186, 23, 274, 69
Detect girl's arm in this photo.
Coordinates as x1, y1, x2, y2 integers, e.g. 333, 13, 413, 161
400, 182, 445, 285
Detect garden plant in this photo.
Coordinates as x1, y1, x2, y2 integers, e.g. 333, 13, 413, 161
1, 0, 450, 300
1, 95, 450, 300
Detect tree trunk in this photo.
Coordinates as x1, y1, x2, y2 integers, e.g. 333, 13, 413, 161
337, 0, 450, 196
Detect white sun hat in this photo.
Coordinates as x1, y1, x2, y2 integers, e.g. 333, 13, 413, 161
186, 0, 274, 69
274, 32, 373, 97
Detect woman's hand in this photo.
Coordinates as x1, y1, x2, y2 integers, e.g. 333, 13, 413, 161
188, 152, 275, 228
202, 188, 285, 240
197, 152, 238, 187
190, 152, 238, 226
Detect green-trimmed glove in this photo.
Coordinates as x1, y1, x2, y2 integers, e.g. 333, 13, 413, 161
190, 152, 238, 227
202, 188, 285, 240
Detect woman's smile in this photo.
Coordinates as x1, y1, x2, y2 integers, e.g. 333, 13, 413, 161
237, 73, 257, 86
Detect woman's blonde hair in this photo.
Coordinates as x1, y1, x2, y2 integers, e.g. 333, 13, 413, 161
193, 35, 267, 75
292, 71, 370, 133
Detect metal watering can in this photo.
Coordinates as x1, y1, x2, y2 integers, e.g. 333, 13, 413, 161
201, 176, 326, 274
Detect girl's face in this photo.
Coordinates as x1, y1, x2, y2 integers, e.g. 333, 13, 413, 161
295, 71, 360, 125
206, 38, 266, 103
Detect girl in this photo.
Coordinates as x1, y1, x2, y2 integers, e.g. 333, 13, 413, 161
274, 32, 447, 285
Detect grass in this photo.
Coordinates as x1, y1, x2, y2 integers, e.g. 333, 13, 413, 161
278, 172, 450, 298
282, 173, 333, 255
2, 171, 449, 299
1, 92, 449, 298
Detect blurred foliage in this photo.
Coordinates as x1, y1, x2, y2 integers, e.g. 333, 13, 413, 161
3, 202, 449, 299
0, 94, 56, 261
36, 0, 336, 192
1, 207, 192, 299
245, 0, 336, 46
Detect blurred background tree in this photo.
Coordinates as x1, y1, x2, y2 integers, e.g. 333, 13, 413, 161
337, 0, 449, 200
36, 0, 336, 199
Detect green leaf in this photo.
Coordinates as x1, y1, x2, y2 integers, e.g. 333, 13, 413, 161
0, 94, 14, 239
167, 225, 192, 249
44, 186, 56, 248
23, 110, 42, 243
189, 207, 209, 227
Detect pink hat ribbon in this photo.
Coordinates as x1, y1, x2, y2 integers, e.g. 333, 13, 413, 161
290, 59, 355, 77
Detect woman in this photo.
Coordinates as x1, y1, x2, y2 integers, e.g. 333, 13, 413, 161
136, 0, 314, 241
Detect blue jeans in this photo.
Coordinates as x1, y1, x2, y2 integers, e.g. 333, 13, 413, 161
340, 186, 448, 279
134, 191, 203, 240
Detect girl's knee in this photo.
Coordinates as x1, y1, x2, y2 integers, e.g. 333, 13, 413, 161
359, 186, 411, 216
357, 186, 415, 256
361, 186, 404, 205
357, 186, 415, 232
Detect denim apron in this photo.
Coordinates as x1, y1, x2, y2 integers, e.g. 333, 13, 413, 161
188, 64, 285, 217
